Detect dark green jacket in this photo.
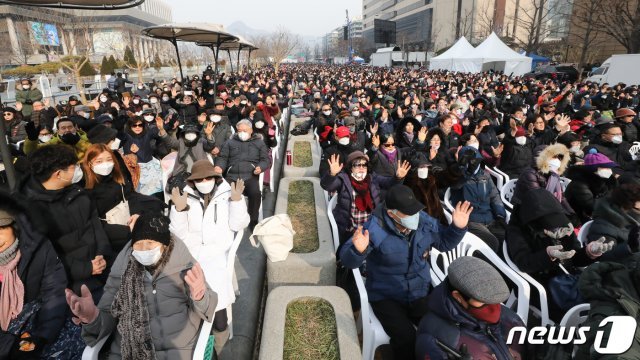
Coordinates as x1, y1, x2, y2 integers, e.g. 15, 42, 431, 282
577, 257, 640, 359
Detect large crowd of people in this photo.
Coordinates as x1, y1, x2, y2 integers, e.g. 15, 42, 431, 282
0, 62, 639, 359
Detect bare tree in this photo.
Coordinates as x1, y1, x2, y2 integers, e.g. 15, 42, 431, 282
507, 0, 567, 53
268, 27, 301, 73
248, 34, 270, 68
566, 0, 606, 70
475, 0, 497, 39
593, 0, 640, 53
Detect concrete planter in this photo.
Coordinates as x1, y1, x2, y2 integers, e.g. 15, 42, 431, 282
259, 286, 361, 360
283, 138, 320, 178
267, 177, 335, 292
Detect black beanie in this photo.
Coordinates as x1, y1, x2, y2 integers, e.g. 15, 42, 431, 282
131, 213, 171, 246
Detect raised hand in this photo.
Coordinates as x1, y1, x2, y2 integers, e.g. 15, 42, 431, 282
171, 187, 189, 212
185, 263, 207, 301
230, 179, 245, 201
372, 134, 380, 148
15, 101, 23, 112
371, 122, 379, 135
122, 96, 130, 107
418, 126, 428, 142
492, 144, 504, 157
586, 237, 615, 258
204, 121, 214, 137
396, 160, 411, 179
328, 154, 344, 176
65, 285, 99, 325
197, 96, 206, 107
352, 226, 370, 254
452, 201, 473, 229
555, 114, 570, 129
127, 214, 140, 232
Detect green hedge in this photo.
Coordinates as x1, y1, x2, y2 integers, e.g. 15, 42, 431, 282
284, 298, 339, 360
288, 180, 318, 253
293, 141, 313, 168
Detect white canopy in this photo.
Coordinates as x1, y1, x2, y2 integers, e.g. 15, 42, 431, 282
453, 32, 532, 76
429, 37, 475, 71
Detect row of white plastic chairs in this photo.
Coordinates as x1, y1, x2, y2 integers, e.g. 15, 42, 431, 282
326, 182, 590, 360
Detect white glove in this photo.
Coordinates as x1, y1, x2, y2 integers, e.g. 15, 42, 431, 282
546, 245, 576, 260
630, 142, 640, 161
587, 237, 615, 258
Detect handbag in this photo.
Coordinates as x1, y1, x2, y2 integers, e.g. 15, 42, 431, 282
104, 185, 131, 225
548, 265, 583, 311
249, 214, 295, 262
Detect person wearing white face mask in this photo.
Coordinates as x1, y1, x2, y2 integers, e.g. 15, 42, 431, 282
564, 152, 619, 224
585, 123, 636, 171
67, 212, 217, 360
498, 126, 534, 179
16, 144, 112, 303
15, 78, 43, 118
403, 153, 449, 225
169, 160, 250, 355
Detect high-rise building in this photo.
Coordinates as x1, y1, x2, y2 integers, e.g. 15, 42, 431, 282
0, 0, 172, 67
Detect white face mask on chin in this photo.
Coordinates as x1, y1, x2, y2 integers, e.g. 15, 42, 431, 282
132, 245, 163, 266
351, 171, 367, 181
417, 167, 429, 179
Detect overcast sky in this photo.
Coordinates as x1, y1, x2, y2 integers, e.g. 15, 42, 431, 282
164, 0, 362, 38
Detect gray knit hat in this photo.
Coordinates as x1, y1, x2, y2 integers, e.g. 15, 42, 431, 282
448, 256, 510, 304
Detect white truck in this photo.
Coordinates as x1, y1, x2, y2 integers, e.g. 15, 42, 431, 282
586, 54, 640, 85
370, 46, 405, 67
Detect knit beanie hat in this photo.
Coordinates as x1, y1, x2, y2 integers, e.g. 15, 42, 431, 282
131, 213, 171, 246
583, 152, 617, 170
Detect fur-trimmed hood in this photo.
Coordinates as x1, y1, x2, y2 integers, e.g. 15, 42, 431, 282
535, 143, 570, 175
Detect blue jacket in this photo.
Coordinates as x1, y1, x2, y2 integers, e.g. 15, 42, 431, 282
451, 171, 506, 225
339, 207, 467, 303
415, 282, 525, 360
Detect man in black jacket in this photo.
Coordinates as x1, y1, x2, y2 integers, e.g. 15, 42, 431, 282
114, 72, 132, 96
214, 119, 269, 230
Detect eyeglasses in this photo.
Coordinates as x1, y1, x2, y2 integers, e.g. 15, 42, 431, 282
383, 143, 394, 148
131, 123, 144, 128
3, 113, 12, 116
352, 162, 368, 168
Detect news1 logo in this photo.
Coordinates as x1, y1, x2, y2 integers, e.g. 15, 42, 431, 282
506, 316, 637, 354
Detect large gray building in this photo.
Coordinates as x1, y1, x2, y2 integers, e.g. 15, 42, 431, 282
362, 0, 434, 52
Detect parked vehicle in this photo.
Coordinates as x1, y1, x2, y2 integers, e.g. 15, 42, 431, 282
523, 64, 580, 82
586, 54, 640, 85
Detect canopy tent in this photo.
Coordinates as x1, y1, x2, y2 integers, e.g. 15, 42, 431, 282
429, 37, 475, 71
352, 56, 365, 63
197, 35, 257, 73
453, 32, 532, 76
142, 23, 238, 82
0, 0, 144, 8
524, 52, 551, 71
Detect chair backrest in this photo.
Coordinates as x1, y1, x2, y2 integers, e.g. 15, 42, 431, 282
559, 303, 590, 327
161, 152, 178, 204
430, 233, 531, 324
559, 177, 571, 191
577, 220, 594, 247
443, 187, 455, 213
492, 166, 511, 185
485, 166, 505, 190
327, 195, 340, 250
500, 179, 517, 210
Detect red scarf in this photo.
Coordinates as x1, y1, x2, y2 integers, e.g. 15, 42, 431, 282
350, 175, 374, 212
466, 303, 502, 324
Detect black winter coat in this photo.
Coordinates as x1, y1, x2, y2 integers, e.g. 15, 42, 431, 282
216, 133, 270, 181
498, 133, 534, 179
15, 177, 112, 294
564, 166, 616, 223
588, 196, 640, 261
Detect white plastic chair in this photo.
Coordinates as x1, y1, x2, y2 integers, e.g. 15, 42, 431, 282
493, 166, 511, 185
500, 179, 517, 210
443, 187, 455, 213
258, 172, 264, 221
327, 195, 340, 250
502, 242, 554, 326
577, 220, 593, 247
269, 149, 276, 193
353, 268, 390, 360
485, 166, 505, 190
560, 303, 591, 358
559, 176, 571, 192
160, 152, 178, 204
430, 233, 531, 325
225, 229, 244, 340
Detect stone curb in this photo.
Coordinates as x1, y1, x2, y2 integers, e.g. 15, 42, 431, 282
283, 137, 321, 178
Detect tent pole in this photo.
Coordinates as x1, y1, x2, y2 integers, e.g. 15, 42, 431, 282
170, 37, 185, 83
237, 45, 242, 73
248, 49, 252, 70
227, 49, 234, 73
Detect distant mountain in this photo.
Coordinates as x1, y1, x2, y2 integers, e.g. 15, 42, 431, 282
226, 21, 319, 45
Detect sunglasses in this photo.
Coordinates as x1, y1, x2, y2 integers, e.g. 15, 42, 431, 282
194, 175, 220, 183
383, 143, 394, 148
3, 113, 12, 116
352, 162, 368, 168
131, 123, 144, 128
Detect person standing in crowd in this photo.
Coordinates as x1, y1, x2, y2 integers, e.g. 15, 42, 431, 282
114, 72, 132, 96
66, 213, 217, 360
14, 78, 43, 119
214, 119, 269, 231
339, 184, 472, 360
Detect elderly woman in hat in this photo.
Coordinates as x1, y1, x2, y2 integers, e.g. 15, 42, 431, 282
67, 213, 217, 360
321, 150, 411, 246
416, 257, 526, 360
169, 159, 249, 355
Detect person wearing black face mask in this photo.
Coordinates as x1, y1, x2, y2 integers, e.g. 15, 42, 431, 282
24, 117, 91, 160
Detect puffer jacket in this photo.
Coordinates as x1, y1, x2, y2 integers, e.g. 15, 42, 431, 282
5, 118, 27, 145
577, 257, 640, 360
23, 129, 92, 160
584, 139, 635, 171
216, 133, 269, 182
15, 177, 112, 294
339, 207, 467, 304
498, 132, 534, 179
617, 119, 639, 143
564, 166, 616, 223
15, 86, 43, 117
415, 281, 525, 360
320, 172, 400, 237
450, 171, 506, 225
81, 239, 217, 360
588, 195, 640, 262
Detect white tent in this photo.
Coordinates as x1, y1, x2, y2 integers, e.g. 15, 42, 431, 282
429, 37, 475, 71
453, 32, 532, 76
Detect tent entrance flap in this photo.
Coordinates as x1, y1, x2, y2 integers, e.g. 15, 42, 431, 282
482, 61, 506, 72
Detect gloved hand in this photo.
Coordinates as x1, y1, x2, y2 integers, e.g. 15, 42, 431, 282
587, 237, 615, 258
65, 285, 99, 325
628, 225, 640, 253
25, 121, 40, 141
546, 245, 576, 261
171, 187, 189, 212
230, 179, 245, 201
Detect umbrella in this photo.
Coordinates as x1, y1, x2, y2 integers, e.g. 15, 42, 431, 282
198, 35, 257, 73
142, 23, 238, 83
0, 0, 144, 9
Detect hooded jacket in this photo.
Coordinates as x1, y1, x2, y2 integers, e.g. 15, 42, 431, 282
81, 239, 217, 360
451, 168, 506, 225
14, 177, 112, 294
588, 195, 640, 262
584, 138, 635, 171
415, 281, 525, 360
0, 192, 67, 349
577, 257, 640, 360
498, 131, 534, 179
215, 133, 269, 181
338, 207, 467, 303
564, 165, 616, 223
23, 129, 92, 160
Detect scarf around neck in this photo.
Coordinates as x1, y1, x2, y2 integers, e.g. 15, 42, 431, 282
350, 175, 374, 212
0, 240, 24, 332
380, 146, 398, 165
